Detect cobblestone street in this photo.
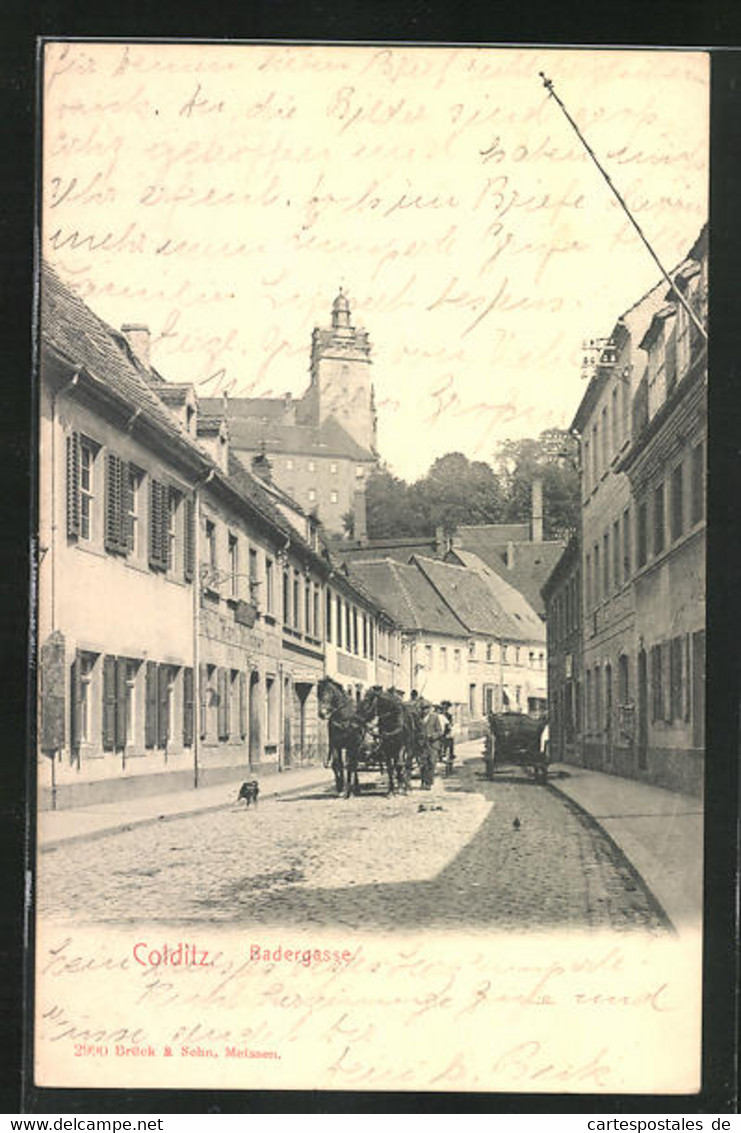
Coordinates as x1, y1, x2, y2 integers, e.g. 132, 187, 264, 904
38, 750, 669, 933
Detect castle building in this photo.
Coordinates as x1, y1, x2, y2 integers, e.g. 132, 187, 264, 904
201, 290, 378, 535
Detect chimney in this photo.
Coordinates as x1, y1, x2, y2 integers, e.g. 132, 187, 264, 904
283, 392, 296, 425
531, 478, 544, 543
506, 541, 515, 569
251, 450, 273, 484
353, 482, 368, 544
121, 324, 151, 370
434, 525, 445, 554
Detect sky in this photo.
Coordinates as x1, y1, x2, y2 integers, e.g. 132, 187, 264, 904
43, 44, 708, 481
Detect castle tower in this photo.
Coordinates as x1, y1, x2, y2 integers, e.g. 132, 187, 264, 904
307, 289, 376, 455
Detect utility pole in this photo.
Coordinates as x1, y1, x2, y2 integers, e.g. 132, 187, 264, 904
539, 72, 707, 343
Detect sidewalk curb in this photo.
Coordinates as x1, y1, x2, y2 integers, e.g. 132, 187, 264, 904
39, 767, 332, 853
546, 777, 676, 934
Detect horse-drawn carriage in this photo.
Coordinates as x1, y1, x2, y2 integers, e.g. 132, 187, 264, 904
317, 678, 432, 797
483, 711, 549, 784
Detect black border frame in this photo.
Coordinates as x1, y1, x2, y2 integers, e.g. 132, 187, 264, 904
2, 14, 738, 1116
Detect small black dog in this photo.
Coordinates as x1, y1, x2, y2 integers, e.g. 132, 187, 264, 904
237, 780, 259, 807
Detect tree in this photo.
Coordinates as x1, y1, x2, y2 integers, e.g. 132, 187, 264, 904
494, 429, 579, 539
415, 452, 506, 534
366, 467, 431, 539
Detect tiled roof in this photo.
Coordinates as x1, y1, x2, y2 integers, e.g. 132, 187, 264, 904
42, 262, 325, 571
411, 555, 540, 641
226, 453, 320, 563
333, 539, 440, 564
200, 396, 286, 420
42, 262, 205, 457
446, 549, 548, 636
202, 399, 375, 462
348, 559, 467, 636
455, 522, 530, 543
449, 530, 563, 618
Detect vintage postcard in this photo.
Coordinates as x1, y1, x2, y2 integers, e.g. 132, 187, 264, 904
34, 42, 708, 1095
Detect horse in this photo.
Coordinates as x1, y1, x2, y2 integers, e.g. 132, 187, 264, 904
360, 687, 416, 794
317, 676, 367, 797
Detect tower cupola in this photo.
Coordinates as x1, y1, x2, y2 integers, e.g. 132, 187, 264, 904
331, 288, 352, 330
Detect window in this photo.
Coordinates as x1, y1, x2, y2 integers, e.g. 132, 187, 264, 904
637, 501, 648, 568
352, 608, 359, 654
486, 643, 493, 662
585, 552, 592, 608
613, 520, 620, 589
79, 439, 96, 540
330, 462, 338, 474
515, 647, 521, 665
584, 438, 591, 494
594, 543, 600, 604
362, 614, 368, 658
266, 557, 274, 612
305, 581, 311, 635
308, 460, 316, 473
293, 572, 300, 629
166, 489, 180, 571
469, 684, 476, 713
622, 509, 631, 579
653, 482, 665, 555
529, 651, 535, 667
124, 467, 142, 555
618, 654, 629, 704
592, 422, 598, 482
468, 640, 476, 659
308, 488, 317, 503
336, 596, 343, 648
602, 406, 609, 466
502, 645, 508, 664
611, 385, 619, 451
283, 568, 290, 624
515, 685, 521, 708
228, 533, 239, 598
651, 644, 664, 723
368, 618, 374, 660
603, 531, 609, 595
205, 519, 217, 574
249, 547, 258, 594
78, 652, 96, 743
669, 636, 683, 721
313, 587, 320, 641
326, 590, 333, 642
671, 463, 684, 542
440, 646, 448, 670
356, 466, 365, 480
424, 644, 433, 670
691, 442, 705, 525
454, 649, 461, 671
345, 602, 352, 651
286, 459, 294, 471
586, 669, 593, 731
330, 490, 338, 504
125, 660, 137, 744
594, 667, 602, 734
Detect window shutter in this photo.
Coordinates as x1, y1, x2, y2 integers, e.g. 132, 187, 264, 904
145, 660, 158, 748
149, 479, 166, 570
115, 657, 127, 749
122, 464, 134, 551
102, 654, 117, 751
239, 671, 247, 739
217, 667, 229, 741
157, 664, 170, 748
183, 667, 194, 747
105, 453, 121, 552
183, 497, 195, 582
70, 650, 81, 751
199, 663, 208, 740
66, 432, 80, 538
